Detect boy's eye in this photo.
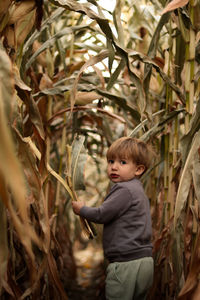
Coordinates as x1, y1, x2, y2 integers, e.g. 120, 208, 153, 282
120, 160, 127, 165
108, 159, 114, 164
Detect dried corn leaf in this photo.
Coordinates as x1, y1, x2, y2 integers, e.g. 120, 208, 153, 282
47, 250, 68, 300
129, 109, 165, 137
23, 7, 65, 56
0, 45, 41, 258
48, 105, 127, 131
162, 0, 189, 15
0, 43, 15, 119
49, 0, 107, 24
113, 0, 124, 47
68, 49, 109, 109
71, 135, 87, 190
143, 12, 170, 116
140, 108, 185, 141
2, 25, 15, 48
13, 128, 51, 251
7, 1, 35, 25
20, 259, 47, 299
174, 130, 200, 227
0, 0, 11, 17
180, 97, 200, 164
13, 64, 32, 91
0, 0, 12, 32
66, 136, 97, 238
25, 24, 90, 71
129, 50, 186, 104
106, 59, 126, 91
75, 91, 100, 105
178, 228, 200, 299
96, 88, 141, 123
23, 137, 73, 198
15, 76, 45, 139
192, 149, 200, 203
15, 9, 36, 48
0, 187, 8, 293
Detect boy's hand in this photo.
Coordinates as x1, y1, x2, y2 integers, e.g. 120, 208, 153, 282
72, 201, 85, 215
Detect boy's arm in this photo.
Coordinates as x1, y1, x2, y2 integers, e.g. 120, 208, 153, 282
72, 185, 133, 224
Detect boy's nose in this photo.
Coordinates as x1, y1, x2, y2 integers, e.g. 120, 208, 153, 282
111, 162, 118, 169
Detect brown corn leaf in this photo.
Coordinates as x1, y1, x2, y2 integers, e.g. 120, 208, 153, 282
192, 148, 200, 202
15, 9, 36, 47
23, 136, 73, 198
0, 43, 15, 119
13, 128, 51, 252
2, 25, 15, 49
178, 228, 200, 299
0, 45, 41, 258
20, 258, 47, 299
174, 130, 200, 227
7, 1, 36, 25
47, 105, 127, 130
162, 0, 189, 15
75, 91, 100, 106
47, 250, 68, 300
70, 50, 109, 110
32, 40, 47, 67
0, 186, 8, 293
0, 0, 11, 22
39, 73, 53, 90
15, 86, 45, 140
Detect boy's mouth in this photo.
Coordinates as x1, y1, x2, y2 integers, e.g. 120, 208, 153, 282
110, 174, 119, 179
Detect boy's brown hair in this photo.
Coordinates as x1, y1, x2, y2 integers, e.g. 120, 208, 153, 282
106, 137, 153, 172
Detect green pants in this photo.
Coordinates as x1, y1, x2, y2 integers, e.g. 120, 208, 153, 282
105, 257, 154, 300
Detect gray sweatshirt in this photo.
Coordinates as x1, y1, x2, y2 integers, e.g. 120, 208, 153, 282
80, 178, 152, 262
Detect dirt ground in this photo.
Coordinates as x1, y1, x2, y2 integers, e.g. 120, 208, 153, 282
68, 244, 106, 300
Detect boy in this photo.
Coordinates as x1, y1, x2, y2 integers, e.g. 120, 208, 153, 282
72, 137, 154, 300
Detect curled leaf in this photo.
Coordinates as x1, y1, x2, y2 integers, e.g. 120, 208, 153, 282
162, 0, 189, 15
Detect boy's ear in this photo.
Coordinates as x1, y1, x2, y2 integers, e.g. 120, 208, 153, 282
135, 165, 145, 176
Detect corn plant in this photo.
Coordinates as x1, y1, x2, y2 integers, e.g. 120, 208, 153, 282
0, 0, 200, 299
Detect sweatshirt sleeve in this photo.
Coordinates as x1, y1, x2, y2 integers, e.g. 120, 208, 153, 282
79, 184, 132, 224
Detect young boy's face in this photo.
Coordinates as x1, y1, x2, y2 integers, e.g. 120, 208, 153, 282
107, 157, 144, 183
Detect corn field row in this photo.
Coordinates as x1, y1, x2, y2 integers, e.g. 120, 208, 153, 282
0, 0, 200, 299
